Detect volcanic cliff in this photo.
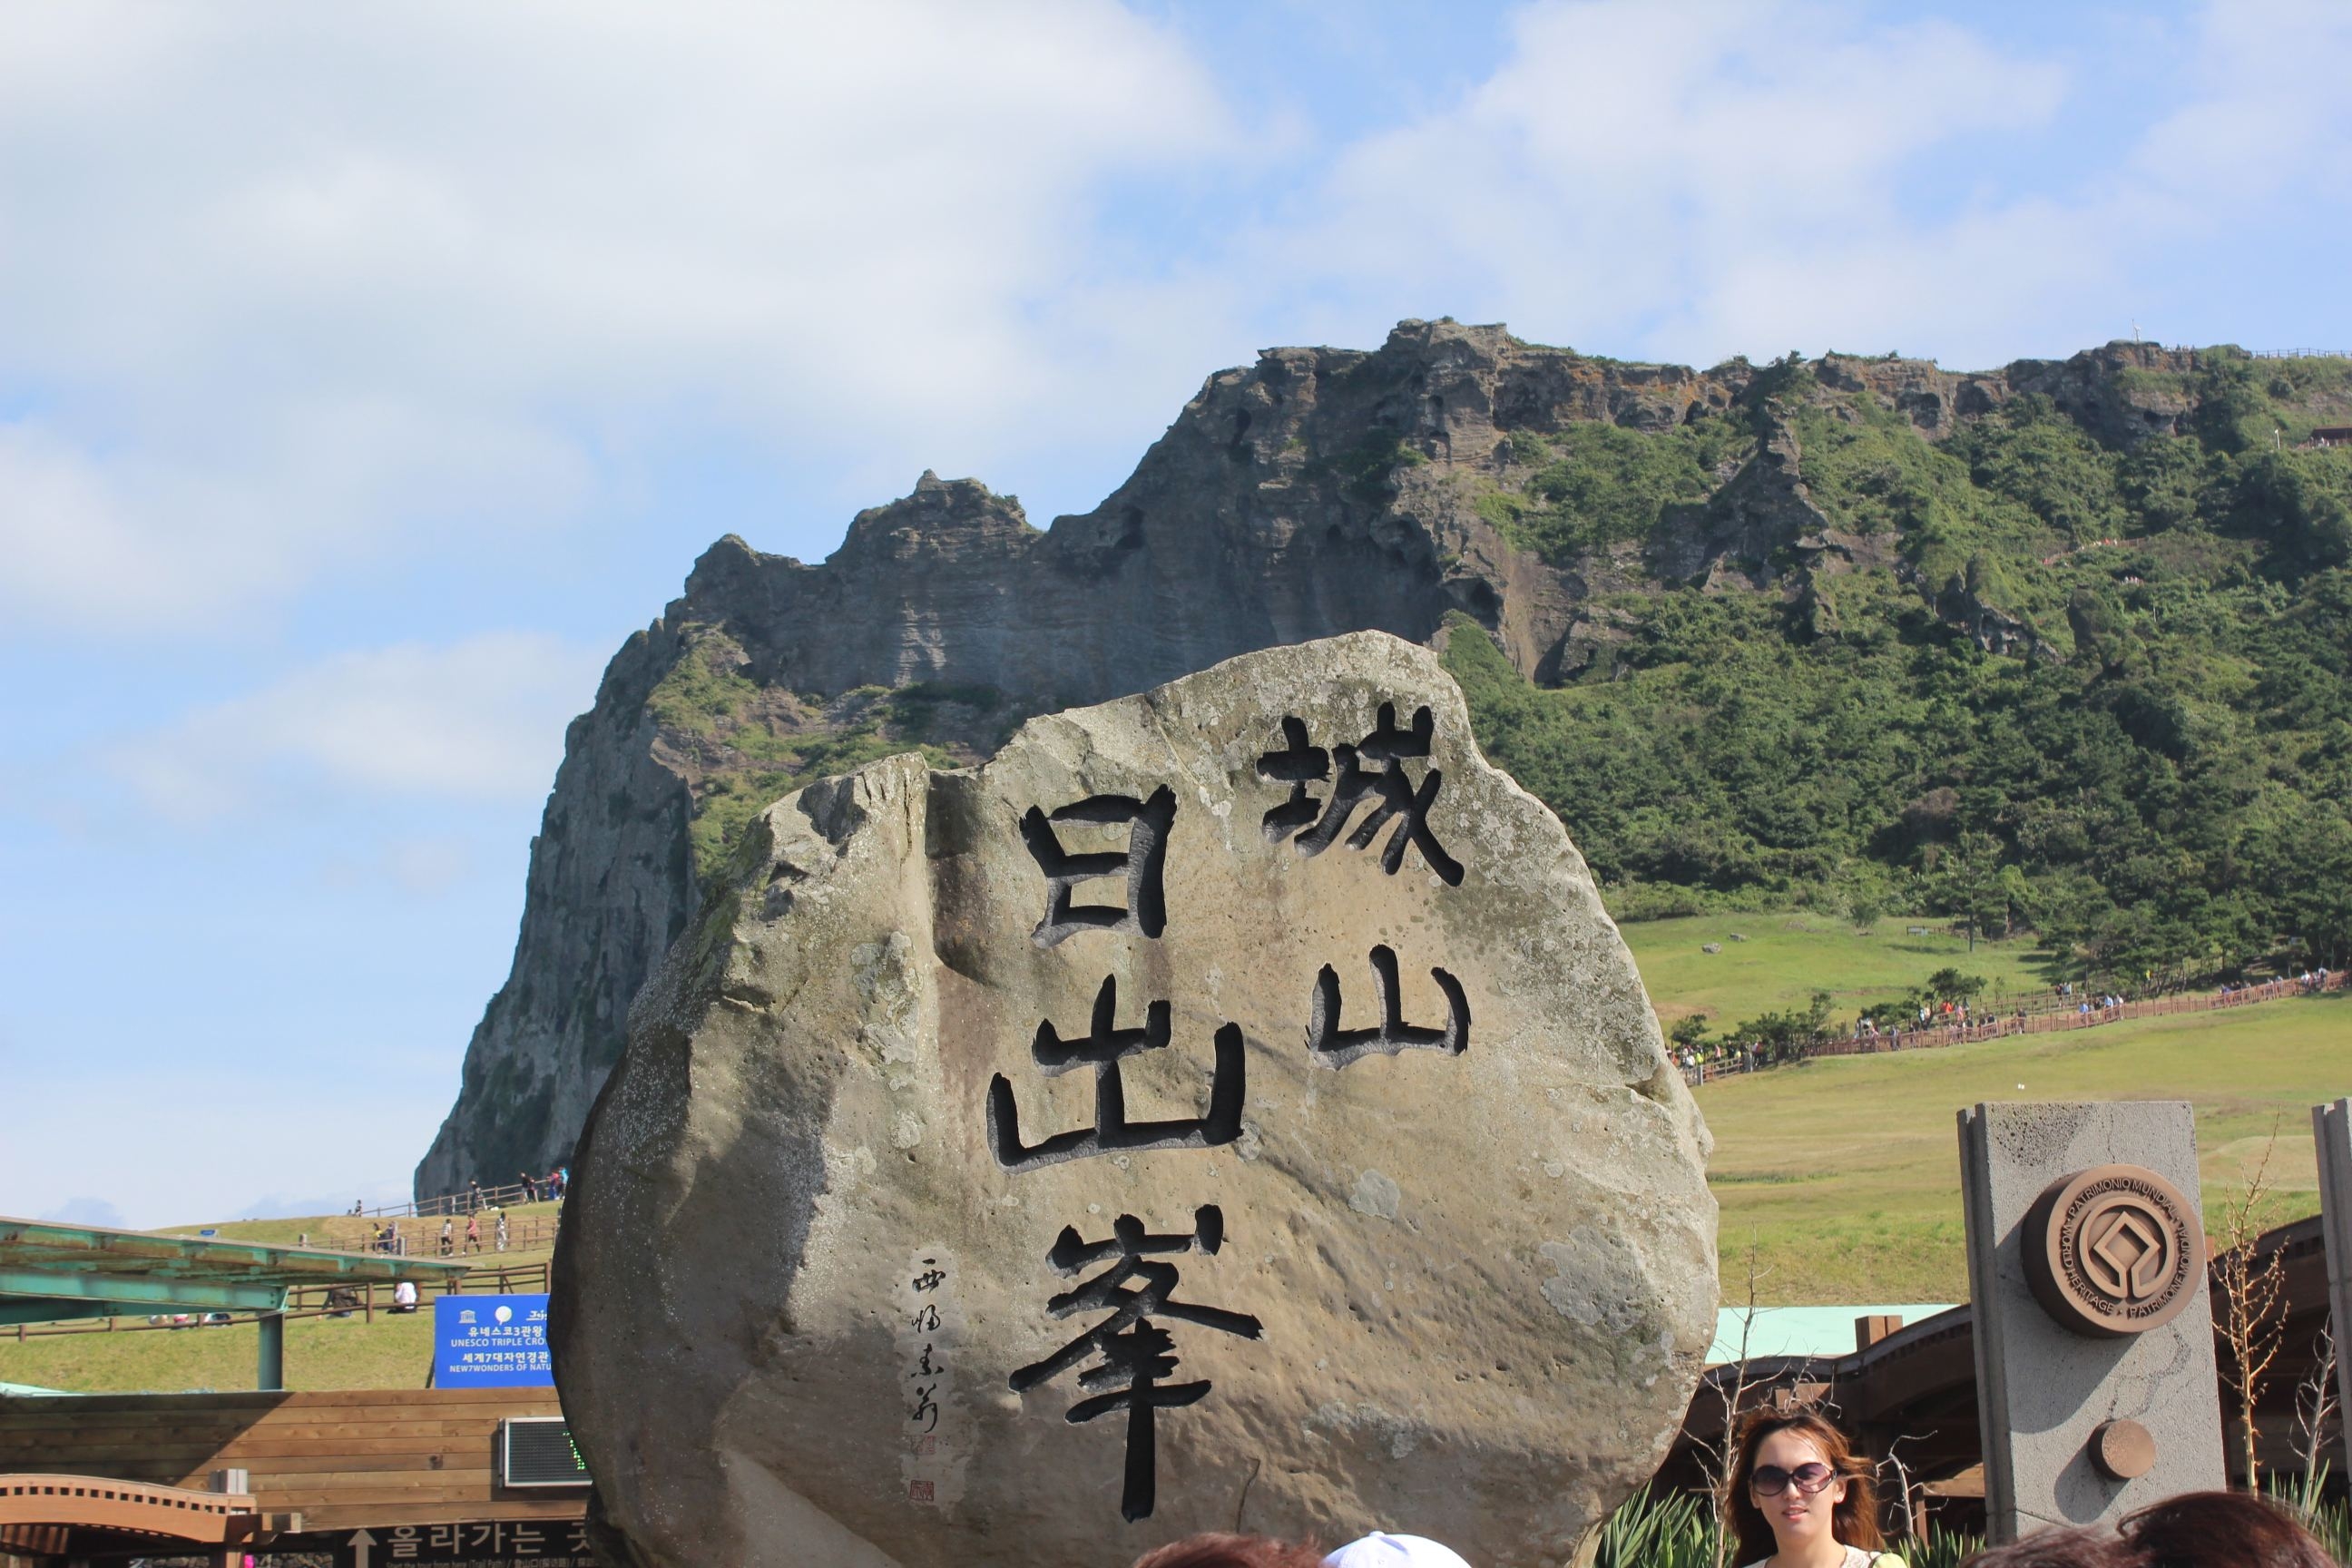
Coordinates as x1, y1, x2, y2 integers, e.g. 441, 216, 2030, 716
416, 319, 2328, 1195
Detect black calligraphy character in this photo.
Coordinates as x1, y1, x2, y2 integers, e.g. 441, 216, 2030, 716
1307, 945, 1469, 1070
911, 1259, 946, 1292
910, 1382, 940, 1434
1022, 786, 1177, 946
1254, 716, 1328, 840
912, 1344, 940, 1377
1008, 1207, 1261, 1523
910, 1302, 940, 1333
1269, 703, 1465, 886
988, 976, 1244, 1172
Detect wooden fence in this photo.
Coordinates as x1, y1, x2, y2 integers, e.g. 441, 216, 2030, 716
353, 1177, 558, 1221
280, 1211, 561, 1261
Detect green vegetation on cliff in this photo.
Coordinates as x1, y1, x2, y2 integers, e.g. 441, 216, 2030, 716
647, 630, 1031, 879
1446, 351, 2352, 982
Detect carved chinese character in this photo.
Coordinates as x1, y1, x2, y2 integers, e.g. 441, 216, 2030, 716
1009, 1207, 1261, 1522
1257, 703, 1463, 885
1022, 786, 1177, 946
987, 976, 1244, 1172
1254, 715, 1328, 840
1307, 944, 1469, 1069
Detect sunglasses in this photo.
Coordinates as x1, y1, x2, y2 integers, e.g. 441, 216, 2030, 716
1749, 1462, 1837, 1496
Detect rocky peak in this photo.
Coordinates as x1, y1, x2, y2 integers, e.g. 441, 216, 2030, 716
414, 323, 2316, 1199
833, 469, 1036, 564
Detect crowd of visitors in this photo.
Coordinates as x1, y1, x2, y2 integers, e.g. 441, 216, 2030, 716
1112, 1406, 2336, 1568
1675, 965, 2344, 1087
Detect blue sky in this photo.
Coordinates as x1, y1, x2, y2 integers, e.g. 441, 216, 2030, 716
3, 0, 2347, 1229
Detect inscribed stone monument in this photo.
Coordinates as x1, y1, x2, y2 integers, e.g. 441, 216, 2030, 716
551, 631, 1718, 1568
1958, 1102, 2225, 1542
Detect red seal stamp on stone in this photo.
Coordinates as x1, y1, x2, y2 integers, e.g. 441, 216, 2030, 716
2023, 1162, 2204, 1338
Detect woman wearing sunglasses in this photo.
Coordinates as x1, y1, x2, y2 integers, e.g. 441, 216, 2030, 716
1723, 1409, 1904, 1568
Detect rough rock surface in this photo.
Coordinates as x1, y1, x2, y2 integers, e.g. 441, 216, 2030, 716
551, 632, 1716, 1568
416, 323, 2231, 1200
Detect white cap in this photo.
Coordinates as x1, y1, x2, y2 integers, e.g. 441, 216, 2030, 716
1322, 1534, 1472, 1568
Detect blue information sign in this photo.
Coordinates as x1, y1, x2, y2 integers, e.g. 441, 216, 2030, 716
434, 1294, 554, 1387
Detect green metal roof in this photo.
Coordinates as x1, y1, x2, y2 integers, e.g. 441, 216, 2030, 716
0, 1216, 473, 1326
1710, 1303, 1958, 1365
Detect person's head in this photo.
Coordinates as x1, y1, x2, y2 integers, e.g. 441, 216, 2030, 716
1128, 1534, 1324, 1568
1319, 1535, 1472, 1568
2120, 1490, 2336, 1568
1963, 1491, 2335, 1568
1722, 1408, 1882, 1563
1963, 1524, 2132, 1568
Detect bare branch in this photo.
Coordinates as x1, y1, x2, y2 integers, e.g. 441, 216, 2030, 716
2214, 1117, 2291, 1488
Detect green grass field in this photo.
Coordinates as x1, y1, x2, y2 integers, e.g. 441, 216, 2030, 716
1700, 990, 2352, 1303
6, 915, 2347, 1391
0, 1204, 562, 1395
1621, 912, 2048, 1029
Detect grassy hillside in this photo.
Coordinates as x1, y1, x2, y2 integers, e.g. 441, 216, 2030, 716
1446, 350, 2352, 987
1701, 990, 2351, 1303
1620, 913, 2044, 1028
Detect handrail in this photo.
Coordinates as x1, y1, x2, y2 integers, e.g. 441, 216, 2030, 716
6, 1260, 555, 1342
350, 1176, 563, 1221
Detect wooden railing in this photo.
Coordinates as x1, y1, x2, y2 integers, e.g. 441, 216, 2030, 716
295, 1211, 562, 1259
351, 1177, 562, 1221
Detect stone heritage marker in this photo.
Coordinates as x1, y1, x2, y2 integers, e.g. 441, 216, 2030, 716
1958, 1102, 2225, 1542
552, 632, 1717, 1568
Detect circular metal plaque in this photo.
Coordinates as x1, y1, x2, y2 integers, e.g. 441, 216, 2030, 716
2023, 1162, 2204, 1338
2090, 1418, 2157, 1480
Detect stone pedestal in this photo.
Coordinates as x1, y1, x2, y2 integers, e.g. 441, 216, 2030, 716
1957, 1102, 2225, 1542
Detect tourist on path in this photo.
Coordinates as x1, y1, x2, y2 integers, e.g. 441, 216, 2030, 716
1722, 1409, 1903, 1568
464, 1212, 482, 1254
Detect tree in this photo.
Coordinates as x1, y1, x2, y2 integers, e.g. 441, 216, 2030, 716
1848, 891, 1885, 933
1924, 968, 1987, 1004
1937, 831, 2008, 952
2214, 1125, 2291, 1488
1670, 1014, 1712, 1053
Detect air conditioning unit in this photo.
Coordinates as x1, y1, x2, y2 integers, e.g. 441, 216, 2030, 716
499, 1416, 592, 1488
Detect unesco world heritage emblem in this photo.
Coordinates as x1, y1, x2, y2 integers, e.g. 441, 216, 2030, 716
2023, 1162, 2205, 1338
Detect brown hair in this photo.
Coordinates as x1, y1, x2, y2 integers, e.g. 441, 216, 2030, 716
1961, 1491, 2336, 1568
2121, 1490, 2336, 1568
1962, 1525, 2132, 1568
1131, 1534, 1327, 1568
1721, 1408, 1883, 1564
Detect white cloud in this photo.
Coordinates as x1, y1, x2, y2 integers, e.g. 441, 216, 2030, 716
0, 0, 1236, 631
1260, 0, 2349, 368
116, 633, 606, 819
